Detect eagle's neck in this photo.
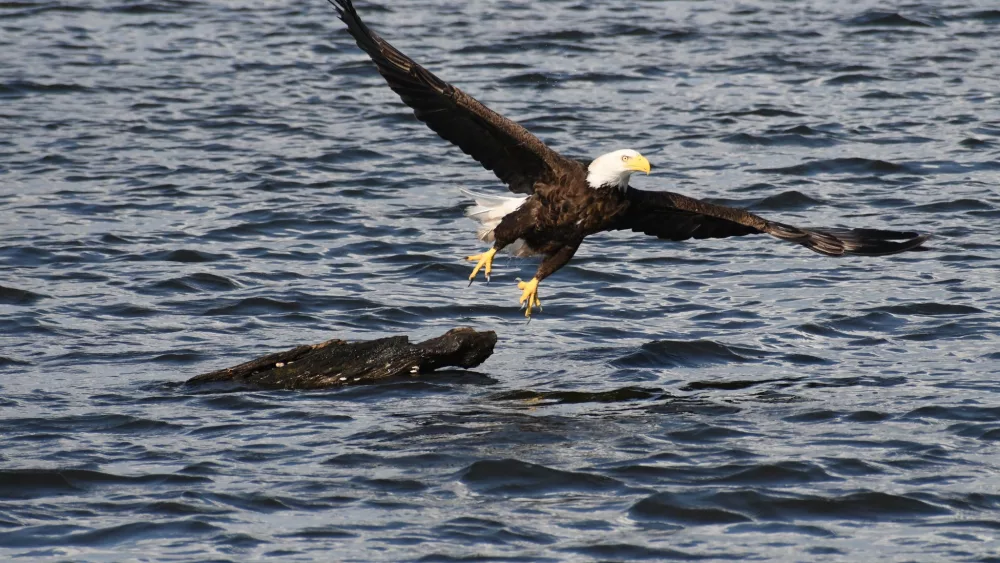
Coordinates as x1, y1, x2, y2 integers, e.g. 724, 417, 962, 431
586, 169, 630, 191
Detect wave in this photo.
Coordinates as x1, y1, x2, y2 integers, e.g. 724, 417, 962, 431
0, 285, 45, 305
754, 157, 910, 176
0, 468, 209, 501
846, 11, 936, 28
460, 459, 625, 495
613, 340, 768, 369
631, 489, 950, 524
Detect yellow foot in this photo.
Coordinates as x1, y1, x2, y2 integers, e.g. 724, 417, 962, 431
517, 277, 542, 318
466, 247, 498, 284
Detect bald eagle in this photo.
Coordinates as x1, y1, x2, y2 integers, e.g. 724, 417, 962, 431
329, 0, 929, 317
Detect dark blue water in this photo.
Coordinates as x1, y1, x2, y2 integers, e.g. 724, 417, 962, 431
2, 0, 999, 560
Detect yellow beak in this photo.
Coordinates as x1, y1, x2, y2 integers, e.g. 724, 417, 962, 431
626, 154, 651, 174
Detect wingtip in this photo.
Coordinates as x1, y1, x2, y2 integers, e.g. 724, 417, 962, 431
324, 0, 343, 19
907, 233, 932, 251
768, 223, 933, 257
858, 230, 932, 255
325, 0, 352, 19
327, 0, 377, 42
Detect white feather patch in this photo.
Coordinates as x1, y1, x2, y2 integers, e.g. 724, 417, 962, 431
461, 189, 533, 257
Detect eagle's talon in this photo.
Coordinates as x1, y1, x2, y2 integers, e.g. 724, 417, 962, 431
467, 248, 497, 284
517, 277, 541, 318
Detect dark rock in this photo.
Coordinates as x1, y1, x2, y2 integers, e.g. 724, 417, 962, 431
186, 327, 496, 389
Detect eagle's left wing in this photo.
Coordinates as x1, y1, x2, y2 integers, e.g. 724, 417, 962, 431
611, 188, 929, 256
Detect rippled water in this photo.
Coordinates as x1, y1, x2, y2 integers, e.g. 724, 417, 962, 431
2, 0, 1000, 560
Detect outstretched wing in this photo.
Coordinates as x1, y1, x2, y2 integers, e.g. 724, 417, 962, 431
329, 0, 573, 195
613, 188, 929, 256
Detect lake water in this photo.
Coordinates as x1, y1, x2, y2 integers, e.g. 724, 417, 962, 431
2, 0, 999, 561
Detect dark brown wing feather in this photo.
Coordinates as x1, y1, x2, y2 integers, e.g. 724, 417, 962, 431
613, 188, 929, 256
329, 0, 571, 194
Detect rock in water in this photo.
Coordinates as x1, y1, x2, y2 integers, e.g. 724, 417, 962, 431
186, 327, 497, 389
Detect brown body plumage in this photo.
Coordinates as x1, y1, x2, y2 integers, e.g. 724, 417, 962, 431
496, 180, 632, 281
329, 0, 929, 316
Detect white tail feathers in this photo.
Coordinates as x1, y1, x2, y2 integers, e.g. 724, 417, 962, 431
461, 189, 532, 256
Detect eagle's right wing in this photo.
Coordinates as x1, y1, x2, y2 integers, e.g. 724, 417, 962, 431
330, 0, 577, 195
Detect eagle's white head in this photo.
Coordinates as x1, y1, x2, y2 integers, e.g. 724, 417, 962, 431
586, 149, 651, 190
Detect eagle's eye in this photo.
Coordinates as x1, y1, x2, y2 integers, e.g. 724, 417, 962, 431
621, 155, 630, 162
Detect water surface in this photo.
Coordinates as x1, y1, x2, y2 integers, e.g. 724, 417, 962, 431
2, 0, 999, 561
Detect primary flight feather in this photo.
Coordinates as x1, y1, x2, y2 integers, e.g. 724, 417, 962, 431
328, 0, 929, 317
